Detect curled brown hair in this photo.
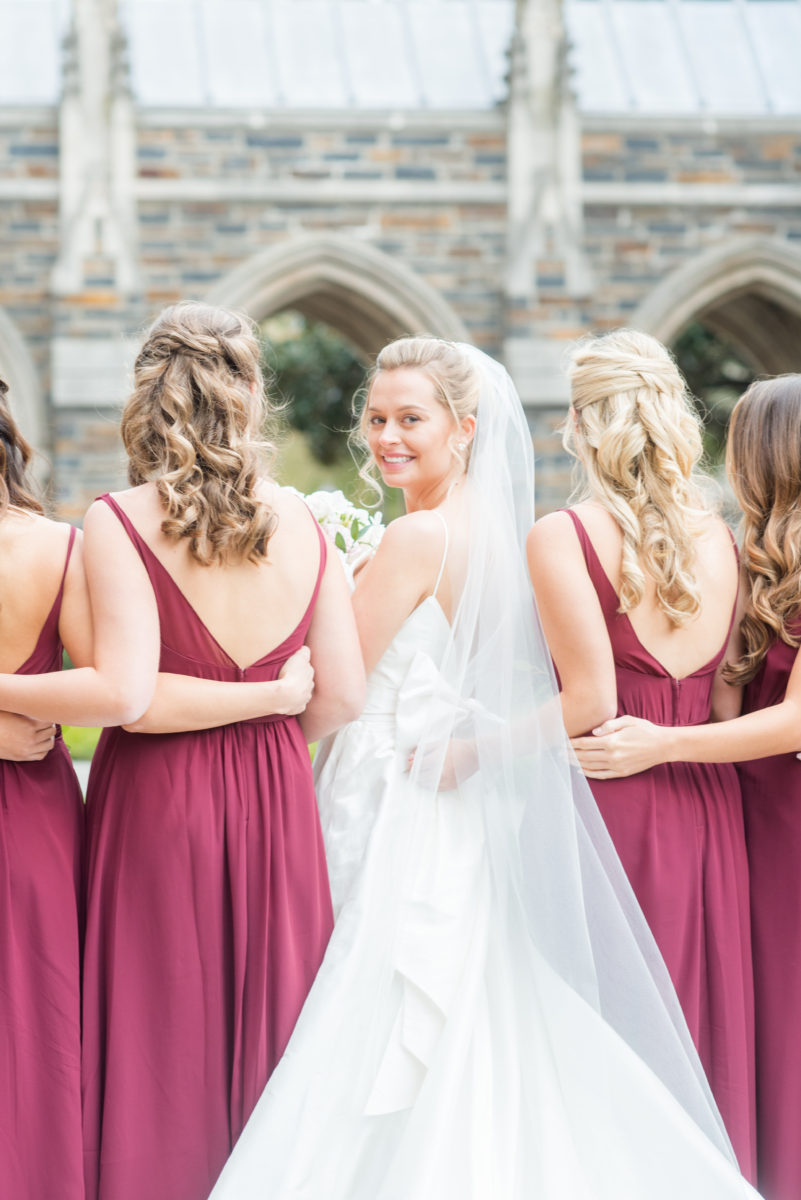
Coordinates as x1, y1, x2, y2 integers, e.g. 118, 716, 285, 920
0, 377, 44, 518
565, 329, 709, 626
122, 303, 277, 565
723, 376, 801, 685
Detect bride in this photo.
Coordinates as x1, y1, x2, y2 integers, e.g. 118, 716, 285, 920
210, 337, 756, 1198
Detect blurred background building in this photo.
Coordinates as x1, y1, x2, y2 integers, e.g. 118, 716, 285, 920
1, 0, 800, 516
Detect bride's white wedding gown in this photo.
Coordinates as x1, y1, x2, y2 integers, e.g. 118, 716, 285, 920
209, 592, 757, 1200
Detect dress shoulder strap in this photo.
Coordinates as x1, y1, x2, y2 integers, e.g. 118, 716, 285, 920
41, 525, 77, 634
561, 507, 621, 617
725, 522, 739, 564
99, 491, 136, 536
306, 517, 328, 614
723, 522, 740, 643
431, 508, 449, 599
97, 492, 153, 569
58, 524, 77, 592
563, 507, 594, 565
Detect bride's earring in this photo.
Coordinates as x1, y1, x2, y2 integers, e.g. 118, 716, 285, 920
457, 442, 467, 451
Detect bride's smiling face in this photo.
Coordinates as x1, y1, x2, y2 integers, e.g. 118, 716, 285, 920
366, 368, 463, 497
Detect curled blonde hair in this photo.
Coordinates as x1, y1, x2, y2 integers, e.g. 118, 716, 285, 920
122, 302, 277, 565
723, 376, 801, 685
352, 335, 480, 499
565, 329, 709, 626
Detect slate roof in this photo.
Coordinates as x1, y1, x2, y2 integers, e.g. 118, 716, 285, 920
1, 0, 799, 117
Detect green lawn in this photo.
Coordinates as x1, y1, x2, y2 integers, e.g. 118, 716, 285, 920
62, 725, 102, 760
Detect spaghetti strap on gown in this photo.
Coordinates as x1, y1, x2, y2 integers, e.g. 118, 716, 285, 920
0, 527, 85, 1199
81, 495, 333, 1200
564, 509, 756, 1181
738, 619, 801, 1200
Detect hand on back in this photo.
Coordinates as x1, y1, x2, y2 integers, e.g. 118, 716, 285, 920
0, 712, 57, 761
277, 647, 315, 716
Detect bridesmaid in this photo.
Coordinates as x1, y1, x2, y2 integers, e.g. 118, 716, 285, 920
572, 373, 801, 1200
79, 302, 364, 1200
0, 377, 92, 1198
527, 329, 756, 1179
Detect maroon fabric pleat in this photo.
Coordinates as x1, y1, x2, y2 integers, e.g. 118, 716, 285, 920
82, 497, 333, 1200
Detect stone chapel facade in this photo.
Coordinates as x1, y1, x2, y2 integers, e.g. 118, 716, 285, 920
1, 0, 800, 516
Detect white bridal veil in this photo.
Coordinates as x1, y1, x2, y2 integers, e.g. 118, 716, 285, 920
211, 346, 755, 1198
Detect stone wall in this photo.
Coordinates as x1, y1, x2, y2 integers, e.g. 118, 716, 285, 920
582, 127, 801, 188
134, 114, 508, 354
0, 113, 59, 437
3, 105, 801, 519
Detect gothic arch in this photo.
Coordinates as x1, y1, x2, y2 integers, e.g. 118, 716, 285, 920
0, 309, 45, 451
633, 236, 801, 374
205, 234, 470, 357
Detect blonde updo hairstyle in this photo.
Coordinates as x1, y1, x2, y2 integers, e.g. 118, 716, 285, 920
565, 328, 709, 626
353, 335, 481, 498
723, 376, 801, 685
122, 302, 276, 565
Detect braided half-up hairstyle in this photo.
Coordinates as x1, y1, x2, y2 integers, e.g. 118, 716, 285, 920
122, 303, 277, 565
565, 328, 709, 627
723, 375, 801, 685
0, 377, 44, 518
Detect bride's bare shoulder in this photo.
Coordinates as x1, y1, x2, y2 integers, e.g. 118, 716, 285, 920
364, 511, 448, 588
382, 509, 446, 551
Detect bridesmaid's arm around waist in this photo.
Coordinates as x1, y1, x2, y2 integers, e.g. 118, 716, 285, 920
123, 650, 315, 735
572, 644, 801, 777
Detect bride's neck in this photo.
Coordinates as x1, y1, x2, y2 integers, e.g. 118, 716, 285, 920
404, 472, 466, 514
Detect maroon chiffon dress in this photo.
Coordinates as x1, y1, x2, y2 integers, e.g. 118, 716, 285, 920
565, 509, 756, 1181
738, 617, 801, 1200
82, 495, 334, 1200
0, 526, 84, 1199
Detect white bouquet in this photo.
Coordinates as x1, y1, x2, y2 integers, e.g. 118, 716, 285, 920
292, 488, 385, 575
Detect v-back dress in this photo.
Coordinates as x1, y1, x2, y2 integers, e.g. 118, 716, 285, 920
81, 494, 334, 1200
0, 526, 85, 1199
565, 509, 756, 1181
738, 619, 801, 1200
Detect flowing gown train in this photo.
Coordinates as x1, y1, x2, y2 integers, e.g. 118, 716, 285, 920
210, 564, 758, 1199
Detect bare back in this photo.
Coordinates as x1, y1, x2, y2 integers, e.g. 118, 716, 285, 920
111, 482, 322, 670
571, 501, 738, 680
0, 511, 76, 674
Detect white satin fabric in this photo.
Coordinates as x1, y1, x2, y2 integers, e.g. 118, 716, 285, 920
316, 597, 482, 1118
209, 595, 757, 1199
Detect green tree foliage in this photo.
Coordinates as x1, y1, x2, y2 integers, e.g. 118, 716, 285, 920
673, 322, 755, 465
260, 312, 404, 521
262, 312, 367, 465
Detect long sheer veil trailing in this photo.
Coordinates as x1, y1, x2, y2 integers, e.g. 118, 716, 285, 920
439, 346, 737, 1131
211, 346, 754, 1198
